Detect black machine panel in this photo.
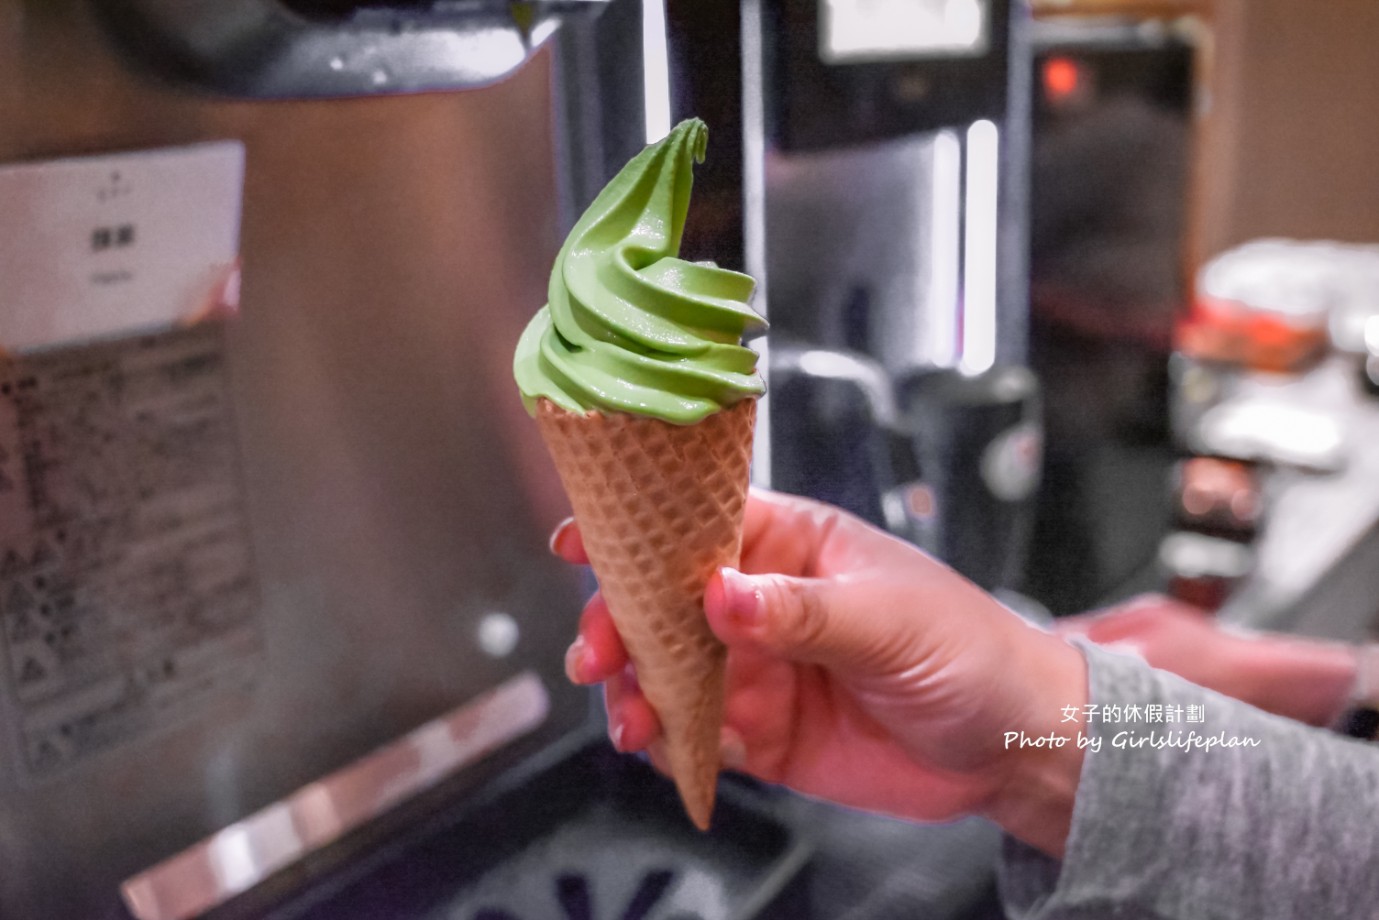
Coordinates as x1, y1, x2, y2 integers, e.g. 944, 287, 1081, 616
767, 0, 1013, 150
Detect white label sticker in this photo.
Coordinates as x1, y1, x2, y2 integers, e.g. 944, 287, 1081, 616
0, 142, 244, 354
0, 325, 261, 777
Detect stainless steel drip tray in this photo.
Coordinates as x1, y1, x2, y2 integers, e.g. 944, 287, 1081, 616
237, 738, 812, 920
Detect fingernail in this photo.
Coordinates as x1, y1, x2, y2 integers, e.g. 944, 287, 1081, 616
610, 717, 627, 752
548, 518, 576, 557
564, 636, 588, 684
718, 567, 761, 627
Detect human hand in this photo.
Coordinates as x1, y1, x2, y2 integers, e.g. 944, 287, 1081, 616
1058, 595, 1355, 727
552, 488, 1087, 856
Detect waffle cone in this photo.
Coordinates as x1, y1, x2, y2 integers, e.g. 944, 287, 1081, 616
535, 397, 756, 829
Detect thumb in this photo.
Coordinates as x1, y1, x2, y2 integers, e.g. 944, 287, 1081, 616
705, 566, 887, 671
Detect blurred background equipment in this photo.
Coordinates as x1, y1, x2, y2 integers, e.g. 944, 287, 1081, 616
1166, 240, 1379, 643
733, 0, 1042, 598
1171, 456, 1262, 540
896, 366, 1042, 592
1007, 0, 1379, 655
1020, 10, 1195, 613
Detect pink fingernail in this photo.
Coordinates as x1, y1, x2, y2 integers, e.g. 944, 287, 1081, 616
564, 636, 588, 683
548, 518, 576, 557
719, 567, 761, 626
610, 719, 627, 752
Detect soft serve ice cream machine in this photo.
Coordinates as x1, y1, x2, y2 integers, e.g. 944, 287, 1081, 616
727, 0, 1040, 589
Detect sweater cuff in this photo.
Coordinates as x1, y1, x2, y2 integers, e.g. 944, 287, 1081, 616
996, 637, 1379, 919
996, 639, 1181, 919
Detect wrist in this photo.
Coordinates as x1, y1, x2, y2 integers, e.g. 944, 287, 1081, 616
984, 630, 1088, 859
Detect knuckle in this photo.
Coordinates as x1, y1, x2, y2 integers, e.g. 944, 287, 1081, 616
768, 578, 829, 651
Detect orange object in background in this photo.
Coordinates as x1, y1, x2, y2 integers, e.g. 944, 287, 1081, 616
1178, 239, 1340, 374
1176, 292, 1329, 373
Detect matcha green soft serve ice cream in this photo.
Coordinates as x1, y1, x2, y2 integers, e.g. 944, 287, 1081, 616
513, 118, 765, 424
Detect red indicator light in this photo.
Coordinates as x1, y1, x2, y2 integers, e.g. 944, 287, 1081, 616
1044, 56, 1082, 102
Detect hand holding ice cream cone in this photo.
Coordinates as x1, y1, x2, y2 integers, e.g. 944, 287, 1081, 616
555, 488, 1092, 860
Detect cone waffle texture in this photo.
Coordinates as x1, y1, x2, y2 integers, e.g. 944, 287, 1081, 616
535, 397, 756, 830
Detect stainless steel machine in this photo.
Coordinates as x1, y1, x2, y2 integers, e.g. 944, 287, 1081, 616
736, 0, 1041, 591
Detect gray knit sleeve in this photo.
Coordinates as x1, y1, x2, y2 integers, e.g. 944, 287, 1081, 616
998, 641, 1379, 920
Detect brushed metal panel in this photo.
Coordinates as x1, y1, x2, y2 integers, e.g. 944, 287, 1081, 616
0, 3, 588, 916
